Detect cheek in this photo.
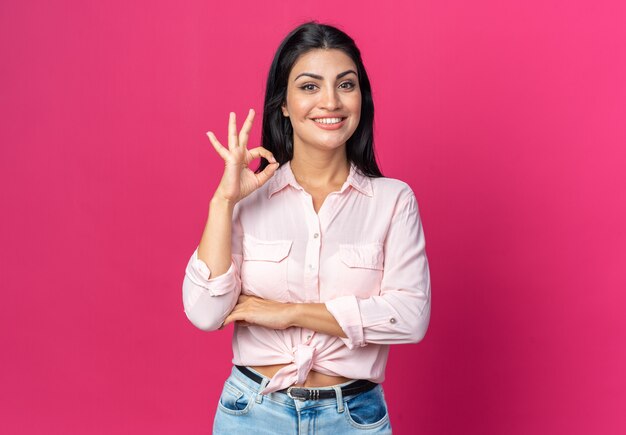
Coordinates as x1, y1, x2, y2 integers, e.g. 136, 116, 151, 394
355, 92, 362, 110
351, 100, 362, 124
349, 93, 362, 116
286, 91, 312, 114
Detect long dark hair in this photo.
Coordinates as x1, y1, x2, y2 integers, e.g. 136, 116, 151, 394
256, 21, 383, 178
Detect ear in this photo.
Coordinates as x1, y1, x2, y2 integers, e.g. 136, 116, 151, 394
281, 102, 289, 117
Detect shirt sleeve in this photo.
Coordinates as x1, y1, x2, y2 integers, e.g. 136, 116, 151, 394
325, 188, 431, 349
182, 202, 244, 331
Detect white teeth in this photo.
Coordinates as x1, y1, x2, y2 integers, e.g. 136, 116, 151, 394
313, 117, 343, 124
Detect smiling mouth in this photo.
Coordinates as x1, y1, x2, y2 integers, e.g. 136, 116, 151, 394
312, 117, 346, 125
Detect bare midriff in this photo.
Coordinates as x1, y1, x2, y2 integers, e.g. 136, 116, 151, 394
250, 364, 352, 387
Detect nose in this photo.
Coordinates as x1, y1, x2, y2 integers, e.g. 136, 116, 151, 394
319, 85, 342, 111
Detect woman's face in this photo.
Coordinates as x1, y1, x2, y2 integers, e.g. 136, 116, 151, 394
282, 48, 361, 155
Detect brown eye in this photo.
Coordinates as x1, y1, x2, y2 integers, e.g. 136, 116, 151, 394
300, 84, 317, 91
340, 81, 356, 90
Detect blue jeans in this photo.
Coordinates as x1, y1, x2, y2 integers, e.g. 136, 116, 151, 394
213, 366, 393, 434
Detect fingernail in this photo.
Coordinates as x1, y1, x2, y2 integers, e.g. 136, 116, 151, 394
270, 156, 277, 163
206, 131, 212, 137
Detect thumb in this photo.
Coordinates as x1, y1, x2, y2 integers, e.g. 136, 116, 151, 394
255, 162, 280, 187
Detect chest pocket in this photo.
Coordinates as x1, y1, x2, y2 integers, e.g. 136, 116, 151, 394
241, 235, 292, 301
340, 243, 384, 270
337, 242, 384, 297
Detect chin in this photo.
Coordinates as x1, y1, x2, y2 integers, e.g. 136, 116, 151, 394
294, 130, 356, 152
314, 139, 350, 151
314, 132, 355, 147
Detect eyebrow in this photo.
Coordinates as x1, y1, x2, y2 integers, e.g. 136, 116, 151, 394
294, 69, 358, 81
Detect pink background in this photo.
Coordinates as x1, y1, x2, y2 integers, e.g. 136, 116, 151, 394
1, 1, 625, 434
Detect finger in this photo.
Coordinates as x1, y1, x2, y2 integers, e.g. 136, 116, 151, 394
223, 313, 237, 326
247, 146, 277, 164
227, 112, 238, 151
238, 108, 255, 149
255, 162, 280, 188
224, 311, 250, 327
206, 131, 230, 161
246, 147, 279, 186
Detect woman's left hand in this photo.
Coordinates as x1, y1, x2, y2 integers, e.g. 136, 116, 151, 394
222, 294, 295, 330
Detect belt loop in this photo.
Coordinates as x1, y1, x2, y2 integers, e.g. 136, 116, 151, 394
255, 377, 270, 404
333, 385, 344, 413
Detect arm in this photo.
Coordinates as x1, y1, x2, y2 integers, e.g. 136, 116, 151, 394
223, 295, 347, 339
199, 196, 236, 278
182, 109, 279, 331
182, 197, 244, 331
325, 189, 431, 349
289, 303, 348, 338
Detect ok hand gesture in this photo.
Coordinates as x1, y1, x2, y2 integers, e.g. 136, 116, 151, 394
207, 109, 279, 204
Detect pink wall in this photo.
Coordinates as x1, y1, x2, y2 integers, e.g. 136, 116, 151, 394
1, 1, 625, 433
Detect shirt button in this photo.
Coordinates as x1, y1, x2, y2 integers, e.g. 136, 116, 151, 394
308, 264, 314, 270
313, 233, 319, 238
389, 317, 397, 324
306, 335, 312, 341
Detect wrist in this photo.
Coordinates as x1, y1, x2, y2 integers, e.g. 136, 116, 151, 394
210, 195, 236, 210
286, 303, 302, 328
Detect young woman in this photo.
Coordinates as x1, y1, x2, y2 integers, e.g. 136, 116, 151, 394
182, 21, 431, 434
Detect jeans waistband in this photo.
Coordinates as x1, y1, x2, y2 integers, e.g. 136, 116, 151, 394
235, 365, 378, 401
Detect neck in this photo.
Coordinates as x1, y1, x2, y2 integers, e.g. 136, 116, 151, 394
290, 147, 350, 189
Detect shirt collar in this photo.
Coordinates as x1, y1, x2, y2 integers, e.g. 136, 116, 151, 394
267, 160, 373, 199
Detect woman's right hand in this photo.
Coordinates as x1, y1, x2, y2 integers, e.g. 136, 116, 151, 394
206, 109, 280, 204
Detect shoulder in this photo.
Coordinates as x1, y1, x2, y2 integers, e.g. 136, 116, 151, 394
370, 176, 417, 203
367, 175, 423, 221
